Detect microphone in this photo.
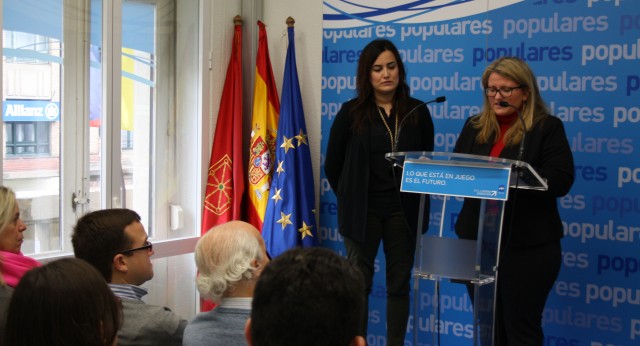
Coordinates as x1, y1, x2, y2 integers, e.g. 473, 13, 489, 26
499, 101, 527, 162
393, 96, 446, 152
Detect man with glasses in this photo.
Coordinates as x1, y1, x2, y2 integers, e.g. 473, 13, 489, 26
72, 208, 187, 346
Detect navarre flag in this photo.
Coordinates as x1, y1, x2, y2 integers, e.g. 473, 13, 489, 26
200, 16, 244, 313
202, 17, 245, 234
247, 21, 280, 230
263, 20, 317, 258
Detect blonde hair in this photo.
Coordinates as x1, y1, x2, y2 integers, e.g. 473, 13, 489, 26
473, 57, 549, 146
0, 187, 19, 285
0, 186, 19, 239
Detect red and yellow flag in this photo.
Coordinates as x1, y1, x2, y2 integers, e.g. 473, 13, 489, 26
202, 17, 244, 235
247, 21, 280, 230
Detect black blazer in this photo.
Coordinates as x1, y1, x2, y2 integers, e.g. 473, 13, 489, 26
325, 98, 435, 242
453, 114, 574, 248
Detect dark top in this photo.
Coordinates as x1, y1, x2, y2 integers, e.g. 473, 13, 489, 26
369, 106, 399, 196
0, 284, 13, 339
325, 97, 435, 242
453, 114, 575, 248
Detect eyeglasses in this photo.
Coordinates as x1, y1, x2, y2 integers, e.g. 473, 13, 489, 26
120, 241, 153, 255
484, 86, 524, 97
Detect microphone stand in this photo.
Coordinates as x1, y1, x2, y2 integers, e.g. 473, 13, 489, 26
393, 96, 446, 153
386, 95, 444, 346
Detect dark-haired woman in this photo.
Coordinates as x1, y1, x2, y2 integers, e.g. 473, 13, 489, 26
5, 258, 122, 345
325, 38, 434, 346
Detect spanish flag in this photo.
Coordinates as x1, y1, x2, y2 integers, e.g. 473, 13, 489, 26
247, 21, 280, 230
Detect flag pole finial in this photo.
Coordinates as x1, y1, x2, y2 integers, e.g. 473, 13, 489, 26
234, 15, 243, 26
286, 17, 295, 27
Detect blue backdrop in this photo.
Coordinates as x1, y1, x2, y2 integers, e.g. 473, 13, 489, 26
319, 0, 640, 345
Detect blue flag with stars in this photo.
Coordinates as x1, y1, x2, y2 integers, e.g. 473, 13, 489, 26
263, 24, 317, 258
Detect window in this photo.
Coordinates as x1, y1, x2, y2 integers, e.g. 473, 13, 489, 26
2, 0, 204, 320
5, 121, 51, 156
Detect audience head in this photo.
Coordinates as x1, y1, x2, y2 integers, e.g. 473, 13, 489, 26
72, 208, 153, 285
5, 257, 122, 346
195, 221, 268, 302
246, 247, 366, 346
0, 186, 27, 254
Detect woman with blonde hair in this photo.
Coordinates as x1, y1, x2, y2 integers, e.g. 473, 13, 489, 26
0, 186, 40, 287
454, 57, 574, 344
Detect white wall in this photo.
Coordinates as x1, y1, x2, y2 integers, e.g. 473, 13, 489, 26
263, 0, 324, 204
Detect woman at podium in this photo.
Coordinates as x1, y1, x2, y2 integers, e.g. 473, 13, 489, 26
325, 39, 434, 346
454, 57, 575, 345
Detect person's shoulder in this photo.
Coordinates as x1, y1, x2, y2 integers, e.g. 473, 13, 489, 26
333, 98, 357, 123
0, 285, 13, 298
343, 97, 357, 104
184, 311, 214, 333
408, 96, 425, 106
121, 300, 186, 324
534, 113, 565, 131
543, 113, 564, 124
184, 310, 248, 346
149, 303, 185, 321
0, 285, 12, 316
463, 113, 481, 126
340, 98, 357, 111
116, 301, 186, 345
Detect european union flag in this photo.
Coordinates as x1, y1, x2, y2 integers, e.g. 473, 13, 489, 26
263, 22, 317, 258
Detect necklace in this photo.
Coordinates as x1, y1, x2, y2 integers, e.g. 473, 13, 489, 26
376, 105, 398, 151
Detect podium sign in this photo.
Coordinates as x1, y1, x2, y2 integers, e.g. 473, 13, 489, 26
399, 159, 511, 201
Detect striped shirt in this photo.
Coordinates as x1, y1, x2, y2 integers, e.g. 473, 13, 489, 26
108, 283, 148, 301
218, 297, 252, 310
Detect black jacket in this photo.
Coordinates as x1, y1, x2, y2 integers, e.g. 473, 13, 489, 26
325, 98, 435, 242
453, 114, 574, 248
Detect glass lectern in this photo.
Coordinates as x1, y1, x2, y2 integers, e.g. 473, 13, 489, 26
386, 151, 547, 346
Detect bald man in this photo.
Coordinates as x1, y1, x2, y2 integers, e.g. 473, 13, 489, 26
183, 221, 269, 346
